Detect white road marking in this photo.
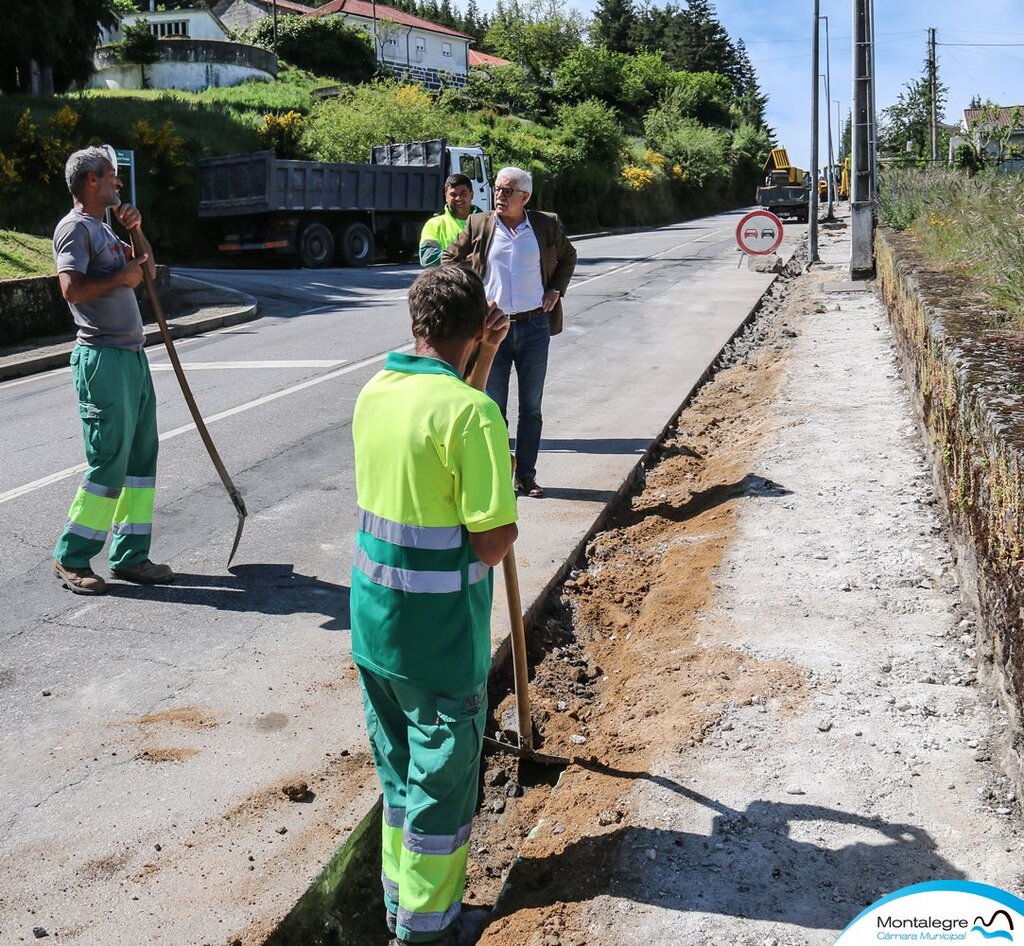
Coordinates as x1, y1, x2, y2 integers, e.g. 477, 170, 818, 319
149, 360, 346, 371
572, 226, 730, 289
0, 344, 412, 507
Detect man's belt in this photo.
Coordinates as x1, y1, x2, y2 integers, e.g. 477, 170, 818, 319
507, 307, 544, 321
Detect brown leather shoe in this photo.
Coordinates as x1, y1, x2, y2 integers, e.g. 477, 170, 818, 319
54, 560, 107, 596
110, 559, 175, 585
515, 476, 544, 498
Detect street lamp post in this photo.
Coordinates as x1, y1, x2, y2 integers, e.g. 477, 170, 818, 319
821, 76, 836, 220
808, 0, 820, 262
835, 100, 842, 163
819, 14, 835, 220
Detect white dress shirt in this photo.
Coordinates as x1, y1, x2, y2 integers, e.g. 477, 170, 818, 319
483, 213, 544, 315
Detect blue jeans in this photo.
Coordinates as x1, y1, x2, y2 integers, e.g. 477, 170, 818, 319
486, 312, 550, 480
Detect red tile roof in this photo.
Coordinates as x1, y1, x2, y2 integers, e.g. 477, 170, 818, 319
310, 0, 470, 39
964, 106, 1024, 128
468, 49, 511, 67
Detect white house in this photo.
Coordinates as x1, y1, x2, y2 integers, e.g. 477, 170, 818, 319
90, 7, 277, 91
950, 105, 1024, 167
309, 0, 471, 89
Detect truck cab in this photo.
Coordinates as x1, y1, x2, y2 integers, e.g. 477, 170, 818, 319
448, 146, 492, 213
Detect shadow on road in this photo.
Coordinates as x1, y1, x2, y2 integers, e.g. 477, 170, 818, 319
108, 563, 350, 631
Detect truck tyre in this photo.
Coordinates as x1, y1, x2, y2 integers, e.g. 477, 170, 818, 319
338, 222, 374, 267
299, 222, 335, 268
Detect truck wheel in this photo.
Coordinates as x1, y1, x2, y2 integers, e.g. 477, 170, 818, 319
339, 222, 374, 268
299, 222, 335, 268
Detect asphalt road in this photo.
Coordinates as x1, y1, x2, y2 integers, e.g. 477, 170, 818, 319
0, 208, 798, 944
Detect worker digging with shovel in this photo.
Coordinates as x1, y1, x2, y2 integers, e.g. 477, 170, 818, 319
350, 266, 518, 946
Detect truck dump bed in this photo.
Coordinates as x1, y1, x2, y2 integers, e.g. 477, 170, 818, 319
197, 146, 445, 219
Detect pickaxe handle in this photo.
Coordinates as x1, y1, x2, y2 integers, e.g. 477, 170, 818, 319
134, 242, 247, 566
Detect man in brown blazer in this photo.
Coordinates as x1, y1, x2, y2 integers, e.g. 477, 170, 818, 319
442, 166, 577, 498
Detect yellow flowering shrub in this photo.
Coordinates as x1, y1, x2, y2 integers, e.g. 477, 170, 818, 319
260, 110, 305, 158
395, 85, 431, 108
132, 118, 188, 192
643, 148, 666, 168
621, 164, 653, 191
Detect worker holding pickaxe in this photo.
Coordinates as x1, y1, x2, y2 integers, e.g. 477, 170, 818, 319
51, 146, 175, 594
350, 266, 518, 946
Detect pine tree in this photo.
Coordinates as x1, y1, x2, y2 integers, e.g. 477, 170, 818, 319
593, 0, 637, 54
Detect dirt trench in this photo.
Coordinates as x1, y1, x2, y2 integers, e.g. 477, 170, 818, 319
462, 262, 812, 944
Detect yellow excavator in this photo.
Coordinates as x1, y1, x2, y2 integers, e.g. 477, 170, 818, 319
755, 148, 810, 223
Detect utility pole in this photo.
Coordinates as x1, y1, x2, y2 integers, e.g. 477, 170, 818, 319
809, 0, 820, 263
820, 14, 835, 221
822, 82, 835, 218
835, 100, 842, 162
851, 0, 874, 276
929, 28, 939, 162
868, 0, 878, 194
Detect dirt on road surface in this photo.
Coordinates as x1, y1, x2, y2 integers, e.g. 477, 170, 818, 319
465, 238, 1023, 946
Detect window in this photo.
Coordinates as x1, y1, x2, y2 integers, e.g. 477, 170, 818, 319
149, 20, 189, 37
414, 36, 425, 62
442, 42, 451, 57
459, 154, 482, 181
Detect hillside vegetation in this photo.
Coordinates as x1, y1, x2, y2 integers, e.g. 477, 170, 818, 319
0, 3, 774, 261
0, 230, 53, 279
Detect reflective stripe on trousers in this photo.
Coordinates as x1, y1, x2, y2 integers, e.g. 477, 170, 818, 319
353, 542, 490, 594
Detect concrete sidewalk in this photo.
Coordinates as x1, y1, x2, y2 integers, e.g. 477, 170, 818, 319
0, 273, 258, 381
478, 215, 1023, 946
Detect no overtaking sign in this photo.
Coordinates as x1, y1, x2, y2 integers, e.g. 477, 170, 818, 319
736, 210, 783, 256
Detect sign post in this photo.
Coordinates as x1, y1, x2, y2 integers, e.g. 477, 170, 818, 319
114, 148, 136, 207
735, 209, 784, 260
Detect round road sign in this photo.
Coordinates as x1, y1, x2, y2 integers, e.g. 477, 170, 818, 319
736, 210, 784, 255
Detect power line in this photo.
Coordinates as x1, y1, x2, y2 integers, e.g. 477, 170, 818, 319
938, 41, 1024, 47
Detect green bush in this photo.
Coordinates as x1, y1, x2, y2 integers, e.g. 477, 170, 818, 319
304, 82, 447, 163
246, 14, 376, 85
643, 109, 730, 196
554, 46, 624, 105
439, 65, 542, 120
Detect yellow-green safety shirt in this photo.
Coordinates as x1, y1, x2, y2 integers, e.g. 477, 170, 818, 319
418, 205, 480, 268
350, 351, 518, 692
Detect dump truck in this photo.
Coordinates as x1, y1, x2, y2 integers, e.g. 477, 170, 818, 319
755, 147, 811, 223
197, 139, 491, 268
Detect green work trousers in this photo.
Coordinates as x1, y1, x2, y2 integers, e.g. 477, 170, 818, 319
54, 345, 158, 570
357, 666, 486, 944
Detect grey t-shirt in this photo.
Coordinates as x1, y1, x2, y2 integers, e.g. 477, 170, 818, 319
53, 209, 144, 350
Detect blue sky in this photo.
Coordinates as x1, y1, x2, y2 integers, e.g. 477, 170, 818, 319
479, 0, 1024, 168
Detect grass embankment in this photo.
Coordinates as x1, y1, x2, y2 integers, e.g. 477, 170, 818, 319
0, 69, 326, 259
0, 230, 53, 279
878, 167, 1024, 321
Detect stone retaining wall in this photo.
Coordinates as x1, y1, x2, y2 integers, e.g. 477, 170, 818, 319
0, 267, 171, 344
877, 229, 1024, 784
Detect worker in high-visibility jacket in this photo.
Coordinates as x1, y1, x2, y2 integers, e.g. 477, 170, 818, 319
418, 174, 480, 268
351, 265, 518, 946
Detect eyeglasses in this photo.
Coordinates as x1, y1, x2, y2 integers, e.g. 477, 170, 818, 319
494, 185, 525, 196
